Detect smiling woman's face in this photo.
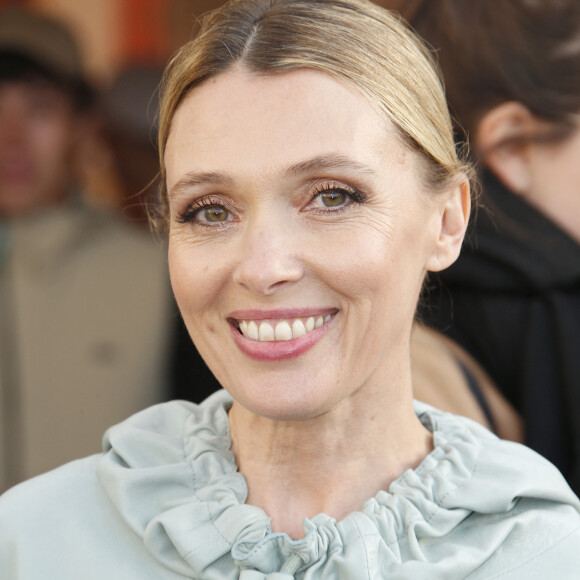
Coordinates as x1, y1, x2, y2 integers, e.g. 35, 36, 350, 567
165, 67, 454, 420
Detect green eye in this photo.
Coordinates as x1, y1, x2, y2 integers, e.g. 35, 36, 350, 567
320, 190, 348, 207
203, 207, 229, 222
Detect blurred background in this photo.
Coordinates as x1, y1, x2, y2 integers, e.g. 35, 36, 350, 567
0, 0, 227, 490
0, 0, 219, 83
0, 0, 225, 213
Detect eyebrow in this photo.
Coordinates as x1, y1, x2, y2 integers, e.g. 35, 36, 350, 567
168, 154, 376, 199
168, 171, 232, 199
285, 154, 377, 178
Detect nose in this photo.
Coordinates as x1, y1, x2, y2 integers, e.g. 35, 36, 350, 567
232, 215, 305, 295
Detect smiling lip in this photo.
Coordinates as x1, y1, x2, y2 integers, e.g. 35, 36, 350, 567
228, 308, 337, 361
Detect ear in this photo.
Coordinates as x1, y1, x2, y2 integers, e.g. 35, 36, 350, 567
426, 177, 471, 272
475, 101, 536, 195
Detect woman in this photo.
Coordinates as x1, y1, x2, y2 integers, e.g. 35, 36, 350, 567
385, 0, 580, 493
1, 0, 578, 577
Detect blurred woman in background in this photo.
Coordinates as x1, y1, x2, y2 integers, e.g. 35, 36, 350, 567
385, 0, 580, 494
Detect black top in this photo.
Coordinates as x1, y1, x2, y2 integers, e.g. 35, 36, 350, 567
420, 170, 580, 494
169, 309, 222, 404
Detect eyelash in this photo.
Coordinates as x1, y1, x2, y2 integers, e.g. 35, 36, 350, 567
176, 196, 231, 225
307, 182, 366, 212
175, 182, 366, 226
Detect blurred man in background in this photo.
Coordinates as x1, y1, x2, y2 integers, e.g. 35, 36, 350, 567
0, 6, 172, 490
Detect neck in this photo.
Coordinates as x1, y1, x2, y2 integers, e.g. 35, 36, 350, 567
228, 375, 432, 539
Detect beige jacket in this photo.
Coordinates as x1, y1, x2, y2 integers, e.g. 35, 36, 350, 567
0, 204, 172, 489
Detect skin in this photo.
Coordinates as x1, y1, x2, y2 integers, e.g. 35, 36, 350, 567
411, 323, 523, 442
477, 102, 580, 244
165, 66, 468, 537
522, 120, 580, 244
0, 81, 80, 216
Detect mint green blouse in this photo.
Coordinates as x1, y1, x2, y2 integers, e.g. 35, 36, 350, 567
1, 390, 579, 579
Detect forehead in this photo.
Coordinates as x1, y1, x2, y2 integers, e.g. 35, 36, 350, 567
164, 67, 412, 189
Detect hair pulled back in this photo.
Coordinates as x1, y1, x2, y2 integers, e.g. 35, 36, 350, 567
155, 0, 472, 230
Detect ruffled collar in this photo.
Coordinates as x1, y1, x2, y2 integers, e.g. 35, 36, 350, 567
97, 390, 577, 579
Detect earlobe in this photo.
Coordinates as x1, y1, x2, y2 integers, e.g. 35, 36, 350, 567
475, 102, 535, 195
426, 179, 470, 272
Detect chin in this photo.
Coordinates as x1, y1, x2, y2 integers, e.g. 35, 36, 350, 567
227, 374, 337, 422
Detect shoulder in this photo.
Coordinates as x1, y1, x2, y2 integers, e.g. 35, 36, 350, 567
416, 401, 578, 508
0, 454, 168, 579
0, 397, 232, 578
0, 396, 226, 527
0, 454, 101, 518
0, 455, 107, 569
466, 504, 580, 579
411, 322, 523, 440
412, 403, 580, 576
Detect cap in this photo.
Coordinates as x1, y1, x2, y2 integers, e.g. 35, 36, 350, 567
0, 6, 84, 83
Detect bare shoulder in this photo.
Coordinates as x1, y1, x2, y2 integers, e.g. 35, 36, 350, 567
411, 323, 523, 441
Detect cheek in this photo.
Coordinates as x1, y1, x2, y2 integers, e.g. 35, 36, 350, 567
318, 220, 429, 316
168, 238, 230, 315
326, 243, 393, 294
33, 122, 75, 169
309, 224, 401, 293
168, 243, 202, 311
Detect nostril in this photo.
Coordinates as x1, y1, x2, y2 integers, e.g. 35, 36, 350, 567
270, 280, 290, 291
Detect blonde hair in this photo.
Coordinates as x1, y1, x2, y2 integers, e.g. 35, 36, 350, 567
154, 0, 472, 230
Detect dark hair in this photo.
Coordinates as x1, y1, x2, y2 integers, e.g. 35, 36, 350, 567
387, 0, 580, 145
0, 52, 94, 112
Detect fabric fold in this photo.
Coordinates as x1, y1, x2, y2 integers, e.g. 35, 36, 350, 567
93, 390, 580, 578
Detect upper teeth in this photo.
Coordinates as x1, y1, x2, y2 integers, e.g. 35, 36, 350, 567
238, 315, 332, 342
